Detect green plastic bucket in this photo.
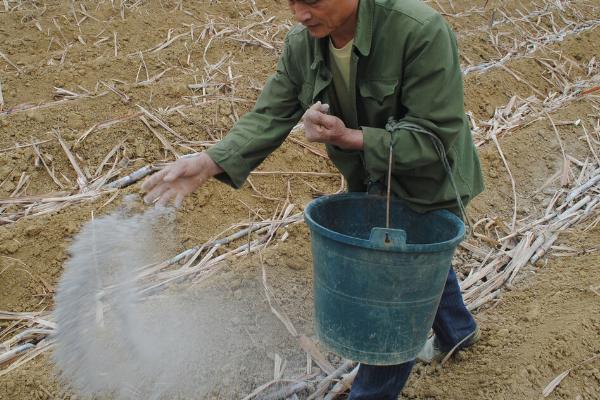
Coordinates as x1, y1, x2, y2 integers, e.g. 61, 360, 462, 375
304, 193, 465, 365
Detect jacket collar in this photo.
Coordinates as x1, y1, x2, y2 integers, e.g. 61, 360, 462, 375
310, 0, 374, 70
354, 0, 374, 57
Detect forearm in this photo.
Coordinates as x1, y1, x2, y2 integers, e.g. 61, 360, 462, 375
334, 127, 364, 150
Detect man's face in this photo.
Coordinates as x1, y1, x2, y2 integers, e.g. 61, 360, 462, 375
288, 0, 357, 38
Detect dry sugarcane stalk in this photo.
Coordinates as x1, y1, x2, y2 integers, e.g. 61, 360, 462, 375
146, 213, 302, 272
137, 104, 186, 141
558, 195, 593, 221
0, 90, 110, 117
463, 174, 598, 307
140, 213, 302, 277
0, 80, 4, 111
298, 335, 335, 375
258, 381, 310, 400
471, 72, 600, 147
0, 312, 55, 328
76, 124, 98, 144
0, 343, 34, 365
9, 173, 30, 198
288, 137, 329, 159
306, 360, 356, 400
148, 244, 221, 285
0, 339, 54, 378
0, 50, 21, 73
529, 231, 561, 265
261, 249, 335, 375
459, 241, 491, 260
467, 289, 501, 311
139, 211, 301, 292
105, 164, 161, 189
461, 255, 510, 294
323, 365, 359, 400
100, 80, 129, 103
0, 139, 55, 154
2, 328, 53, 347
261, 260, 299, 337
241, 379, 302, 400
491, 134, 518, 231
53, 130, 88, 190
565, 169, 600, 203
0, 190, 106, 205
135, 67, 173, 86
147, 30, 189, 53
76, 112, 143, 145
543, 354, 600, 397
139, 116, 181, 158
31, 140, 65, 189
94, 136, 129, 177
113, 31, 118, 57
581, 122, 600, 165
546, 113, 571, 186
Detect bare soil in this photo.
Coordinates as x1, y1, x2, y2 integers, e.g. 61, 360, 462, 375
1, 0, 599, 399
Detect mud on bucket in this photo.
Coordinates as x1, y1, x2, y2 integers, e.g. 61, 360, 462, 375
304, 193, 465, 365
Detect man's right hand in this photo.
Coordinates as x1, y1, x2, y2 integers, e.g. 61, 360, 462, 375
141, 152, 223, 208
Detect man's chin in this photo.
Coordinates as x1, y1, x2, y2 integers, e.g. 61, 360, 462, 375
305, 26, 329, 38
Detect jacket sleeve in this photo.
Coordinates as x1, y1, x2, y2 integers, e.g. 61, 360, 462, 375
361, 14, 466, 183
205, 37, 304, 188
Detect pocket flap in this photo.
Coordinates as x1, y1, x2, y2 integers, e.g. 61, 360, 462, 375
359, 79, 398, 102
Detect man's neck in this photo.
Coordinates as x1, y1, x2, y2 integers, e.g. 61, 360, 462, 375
330, 1, 359, 49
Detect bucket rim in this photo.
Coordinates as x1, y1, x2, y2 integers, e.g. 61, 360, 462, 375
304, 193, 465, 253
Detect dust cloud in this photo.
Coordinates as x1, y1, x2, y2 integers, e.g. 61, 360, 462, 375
52, 197, 287, 399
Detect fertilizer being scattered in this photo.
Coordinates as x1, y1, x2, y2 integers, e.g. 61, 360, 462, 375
52, 197, 289, 399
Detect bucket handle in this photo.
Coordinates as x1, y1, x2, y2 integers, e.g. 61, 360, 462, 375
385, 141, 394, 229
384, 119, 471, 233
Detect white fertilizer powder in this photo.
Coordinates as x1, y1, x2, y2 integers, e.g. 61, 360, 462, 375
52, 198, 296, 399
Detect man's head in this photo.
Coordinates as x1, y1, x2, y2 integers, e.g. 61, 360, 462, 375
288, 0, 359, 41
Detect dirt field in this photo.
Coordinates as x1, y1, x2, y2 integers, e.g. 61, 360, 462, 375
1, 0, 599, 399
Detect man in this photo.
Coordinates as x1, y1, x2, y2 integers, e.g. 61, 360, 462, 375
142, 0, 484, 398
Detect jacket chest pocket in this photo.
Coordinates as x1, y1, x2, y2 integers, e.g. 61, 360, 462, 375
358, 79, 399, 125
359, 79, 398, 104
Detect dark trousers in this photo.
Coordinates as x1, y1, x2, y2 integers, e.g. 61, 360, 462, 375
348, 267, 476, 400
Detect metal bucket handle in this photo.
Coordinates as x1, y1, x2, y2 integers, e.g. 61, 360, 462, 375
378, 119, 471, 245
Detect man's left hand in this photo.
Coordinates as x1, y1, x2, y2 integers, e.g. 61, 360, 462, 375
302, 102, 364, 150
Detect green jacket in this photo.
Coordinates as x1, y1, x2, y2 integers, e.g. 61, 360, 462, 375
206, 0, 484, 213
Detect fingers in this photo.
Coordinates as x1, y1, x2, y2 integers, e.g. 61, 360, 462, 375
143, 183, 171, 205
306, 102, 329, 116
174, 192, 185, 209
143, 160, 191, 194
141, 162, 188, 204
164, 163, 185, 182
156, 188, 178, 208
140, 168, 169, 192
304, 109, 337, 130
144, 181, 189, 207
165, 157, 200, 182
307, 101, 330, 113
303, 102, 330, 124
304, 108, 326, 126
317, 102, 330, 114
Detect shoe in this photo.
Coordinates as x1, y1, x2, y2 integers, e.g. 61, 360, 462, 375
416, 326, 480, 364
